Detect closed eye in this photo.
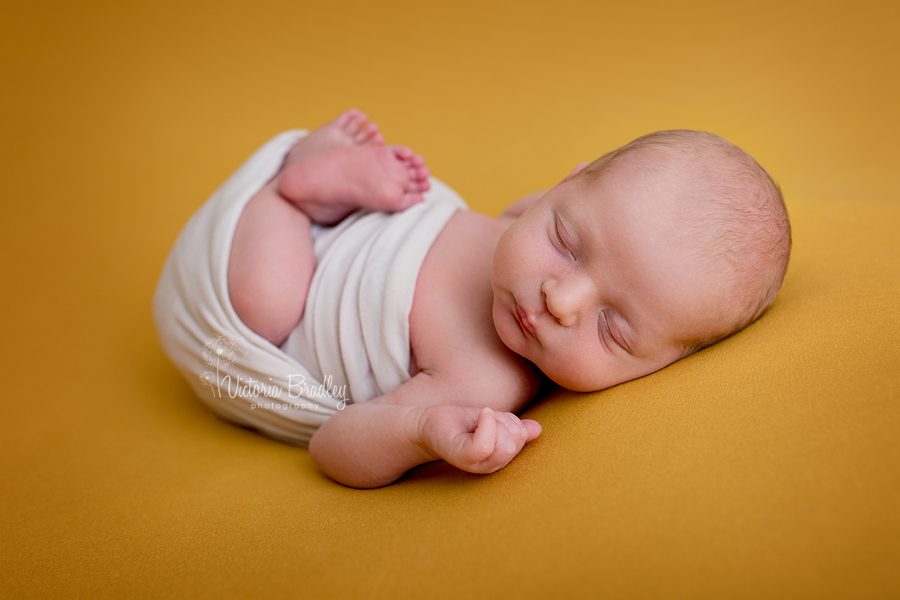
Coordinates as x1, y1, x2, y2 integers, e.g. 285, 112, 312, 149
555, 216, 574, 259
598, 311, 615, 351
599, 311, 626, 352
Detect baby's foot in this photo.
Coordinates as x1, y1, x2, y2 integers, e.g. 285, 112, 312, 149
282, 109, 384, 169
277, 144, 431, 225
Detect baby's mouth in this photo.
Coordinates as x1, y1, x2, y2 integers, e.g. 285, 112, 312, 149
516, 303, 538, 338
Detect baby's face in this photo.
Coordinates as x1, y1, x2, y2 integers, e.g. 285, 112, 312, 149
491, 160, 720, 391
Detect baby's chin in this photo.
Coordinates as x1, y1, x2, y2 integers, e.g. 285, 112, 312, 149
545, 371, 602, 393
492, 319, 520, 357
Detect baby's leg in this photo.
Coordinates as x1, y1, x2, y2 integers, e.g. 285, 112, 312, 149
228, 110, 430, 346
229, 180, 315, 347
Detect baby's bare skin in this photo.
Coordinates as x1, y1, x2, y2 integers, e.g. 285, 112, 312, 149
222, 111, 790, 488
408, 209, 545, 411
229, 110, 430, 346
310, 207, 547, 487
229, 111, 543, 487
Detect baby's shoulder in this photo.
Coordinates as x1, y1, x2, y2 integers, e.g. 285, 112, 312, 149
409, 207, 542, 412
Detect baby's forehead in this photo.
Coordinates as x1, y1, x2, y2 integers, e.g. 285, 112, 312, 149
610, 135, 747, 183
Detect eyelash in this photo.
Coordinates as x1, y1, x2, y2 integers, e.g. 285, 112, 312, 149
600, 311, 623, 351
554, 217, 573, 259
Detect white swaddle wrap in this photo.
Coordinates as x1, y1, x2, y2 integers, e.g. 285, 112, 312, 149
153, 130, 465, 446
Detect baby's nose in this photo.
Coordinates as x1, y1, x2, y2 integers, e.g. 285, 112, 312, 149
543, 278, 590, 327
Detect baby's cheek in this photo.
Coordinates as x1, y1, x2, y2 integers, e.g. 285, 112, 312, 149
549, 348, 607, 392
494, 222, 533, 275
490, 299, 516, 351
491, 244, 516, 280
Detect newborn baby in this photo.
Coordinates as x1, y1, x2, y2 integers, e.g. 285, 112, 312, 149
158, 110, 790, 488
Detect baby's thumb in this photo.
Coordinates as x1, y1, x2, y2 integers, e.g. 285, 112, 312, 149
470, 407, 497, 461
521, 418, 542, 442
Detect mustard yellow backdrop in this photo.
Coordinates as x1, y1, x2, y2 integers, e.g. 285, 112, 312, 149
1, 0, 898, 598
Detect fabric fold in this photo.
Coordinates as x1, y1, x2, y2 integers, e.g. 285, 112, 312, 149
153, 131, 465, 446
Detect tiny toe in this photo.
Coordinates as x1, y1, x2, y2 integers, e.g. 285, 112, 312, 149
417, 166, 431, 181
407, 165, 424, 181
391, 145, 413, 160
347, 113, 367, 135
408, 175, 430, 193
336, 109, 360, 128
357, 122, 380, 143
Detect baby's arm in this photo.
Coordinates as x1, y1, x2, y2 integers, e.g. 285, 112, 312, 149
309, 374, 540, 488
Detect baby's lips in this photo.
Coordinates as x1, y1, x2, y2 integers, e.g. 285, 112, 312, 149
516, 303, 538, 338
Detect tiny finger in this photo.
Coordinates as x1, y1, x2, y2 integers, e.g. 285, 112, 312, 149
470, 407, 496, 461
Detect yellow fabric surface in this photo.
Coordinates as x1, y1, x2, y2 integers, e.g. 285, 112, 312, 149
1, 0, 898, 598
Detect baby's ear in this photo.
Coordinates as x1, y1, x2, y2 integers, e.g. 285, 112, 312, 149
561, 162, 590, 183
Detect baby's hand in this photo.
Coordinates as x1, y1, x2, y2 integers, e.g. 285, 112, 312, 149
417, 406, 541, 475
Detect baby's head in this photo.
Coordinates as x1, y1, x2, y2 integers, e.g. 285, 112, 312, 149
491, 130, 791, 391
